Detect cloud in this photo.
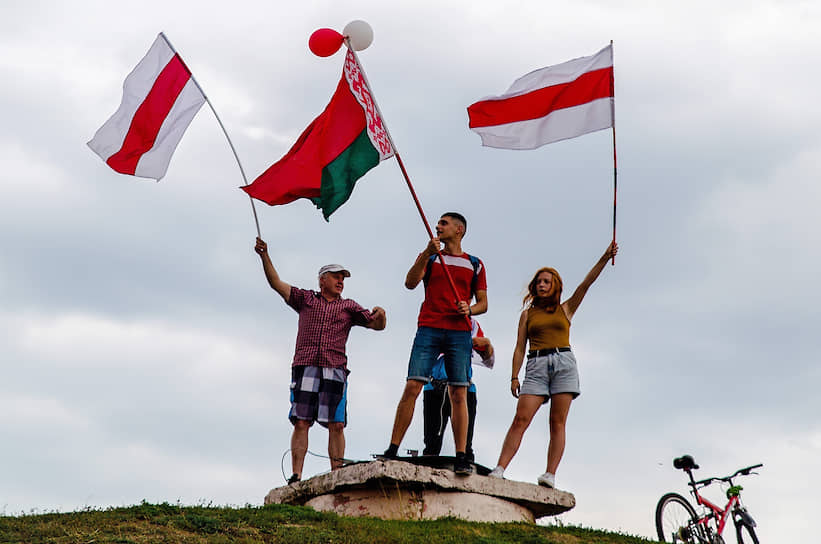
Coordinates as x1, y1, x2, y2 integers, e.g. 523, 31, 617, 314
1, 2, 819, 541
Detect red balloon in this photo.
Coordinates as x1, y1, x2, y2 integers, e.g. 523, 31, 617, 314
309, 28, 344, 57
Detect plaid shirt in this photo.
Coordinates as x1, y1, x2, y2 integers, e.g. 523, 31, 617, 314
287, 287, 373, 369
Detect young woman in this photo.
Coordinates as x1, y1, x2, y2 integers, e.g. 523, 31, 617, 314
489, 242, 618, 488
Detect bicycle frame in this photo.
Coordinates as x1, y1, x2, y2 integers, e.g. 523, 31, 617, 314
689, 487, 739, 537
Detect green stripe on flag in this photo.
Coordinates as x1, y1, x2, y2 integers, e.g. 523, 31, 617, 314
312, 129, 380, 220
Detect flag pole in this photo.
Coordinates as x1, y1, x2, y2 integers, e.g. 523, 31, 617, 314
158, 32, 261, 238
609, 40, 617, 265
345, 41, 471, 318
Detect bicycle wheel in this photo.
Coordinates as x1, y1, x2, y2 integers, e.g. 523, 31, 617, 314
656, 493, 702, 543
735, 523, 759, 544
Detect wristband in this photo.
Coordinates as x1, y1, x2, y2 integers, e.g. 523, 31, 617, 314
468, 307, 472, 316
511, 377, 519, 381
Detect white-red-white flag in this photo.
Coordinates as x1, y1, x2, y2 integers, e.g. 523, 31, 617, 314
88, 34, 205, 180
471, 319, 494, 369
467, 44, 614, 150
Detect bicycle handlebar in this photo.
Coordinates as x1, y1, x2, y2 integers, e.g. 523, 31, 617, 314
734, 463, 763, 477
689, 463, 763, 488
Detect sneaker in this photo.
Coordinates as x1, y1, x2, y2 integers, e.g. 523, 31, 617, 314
537, 472, 555, 488
488, 466, 505, 479
454, 453, 472, 475
287, 473, 301, 485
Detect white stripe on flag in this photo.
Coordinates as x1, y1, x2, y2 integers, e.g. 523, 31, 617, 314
494, 45, 612, 101
472, 97, 613, 150
88, 36, 175, 162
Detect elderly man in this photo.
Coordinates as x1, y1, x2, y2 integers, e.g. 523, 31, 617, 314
255, 237, 386, 484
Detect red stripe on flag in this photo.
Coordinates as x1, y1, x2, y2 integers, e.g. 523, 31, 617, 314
468, 67, 613, 128
106, 54, 192, 175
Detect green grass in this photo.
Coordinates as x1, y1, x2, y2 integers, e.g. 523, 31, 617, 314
0, 502, 657, 544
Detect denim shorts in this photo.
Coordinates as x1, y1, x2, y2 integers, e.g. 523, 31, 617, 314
519, 350, 580, 402
407, 326, 472, 386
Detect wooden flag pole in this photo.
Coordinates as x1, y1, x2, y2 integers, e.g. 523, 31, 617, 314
345, 41, 472, 321
159, 32, 261, 238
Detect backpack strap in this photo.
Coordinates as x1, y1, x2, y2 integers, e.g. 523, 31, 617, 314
422, 254, 438, 288
467, 254, 481, 298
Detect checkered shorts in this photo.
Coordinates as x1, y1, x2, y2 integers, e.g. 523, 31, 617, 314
289, 365, 348, 428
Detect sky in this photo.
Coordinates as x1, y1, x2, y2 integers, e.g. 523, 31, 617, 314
1, 0, 819, 540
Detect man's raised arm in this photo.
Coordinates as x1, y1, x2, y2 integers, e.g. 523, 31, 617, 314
405, 237, 440, 289
255, 237, 292, 302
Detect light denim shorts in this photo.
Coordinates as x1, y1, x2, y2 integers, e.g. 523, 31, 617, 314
519, 350, 580, 402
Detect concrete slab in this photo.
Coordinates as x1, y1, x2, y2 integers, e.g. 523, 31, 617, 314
265, 459, 575, 522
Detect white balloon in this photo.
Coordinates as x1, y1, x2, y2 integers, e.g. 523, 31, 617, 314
343, 20, 373, 51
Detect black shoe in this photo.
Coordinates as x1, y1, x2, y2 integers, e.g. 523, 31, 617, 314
287, 473, 301, 485
465, 451, 475, 463
381, 444, 399, 460
453, 453, 472, 475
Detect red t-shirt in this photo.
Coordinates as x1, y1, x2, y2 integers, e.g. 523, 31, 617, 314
417, 253, 487, 331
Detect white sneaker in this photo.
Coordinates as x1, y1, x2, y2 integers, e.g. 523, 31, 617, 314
488, 466, 505, 479
537, 472, 555, 488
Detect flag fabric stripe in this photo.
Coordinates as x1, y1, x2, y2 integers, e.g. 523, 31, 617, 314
88, 34, 205, 181
472, 98, 613, 150
467, 44, 614, 150
88, 36, 175, 161
132, 80, 204, 178
105, 54, 195, 175
314, 73, 369, 171
493, 45, 612, 99
310, 129, 380, 217
467, 67, 613, 128
243, 50, 391, 220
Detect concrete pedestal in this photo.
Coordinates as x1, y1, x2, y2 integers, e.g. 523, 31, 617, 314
265, 459, 575, 523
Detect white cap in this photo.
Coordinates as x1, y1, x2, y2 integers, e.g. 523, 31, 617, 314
318, 264, 351, 277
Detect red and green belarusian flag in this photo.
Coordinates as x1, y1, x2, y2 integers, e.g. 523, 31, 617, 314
242, 50, 393, 219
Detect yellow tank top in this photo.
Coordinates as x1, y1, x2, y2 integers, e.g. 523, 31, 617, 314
526, 305, 571, 350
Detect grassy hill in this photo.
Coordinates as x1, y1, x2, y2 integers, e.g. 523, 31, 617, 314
0, 502, 658, 544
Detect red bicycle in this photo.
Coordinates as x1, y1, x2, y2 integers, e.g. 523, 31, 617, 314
655, 455, 762, 544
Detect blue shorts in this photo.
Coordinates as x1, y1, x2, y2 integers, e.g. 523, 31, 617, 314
519, 350, 581, 402
407, 326, 472, 386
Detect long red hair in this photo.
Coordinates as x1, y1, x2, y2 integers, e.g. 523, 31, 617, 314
523, 267, 563, 311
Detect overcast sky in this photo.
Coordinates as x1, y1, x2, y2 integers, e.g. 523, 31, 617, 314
1, 1, 819, 540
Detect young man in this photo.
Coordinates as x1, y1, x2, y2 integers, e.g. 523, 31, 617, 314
383, 212, 487, 474
255, 237, 386, 484
422, 318, 494, 463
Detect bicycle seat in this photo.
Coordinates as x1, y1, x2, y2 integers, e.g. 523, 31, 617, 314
673, 455, 699, 470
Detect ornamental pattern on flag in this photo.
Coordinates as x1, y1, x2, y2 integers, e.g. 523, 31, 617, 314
467, 44, 614, 150
88, 34, 205, 180
343, 51, 393, 160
